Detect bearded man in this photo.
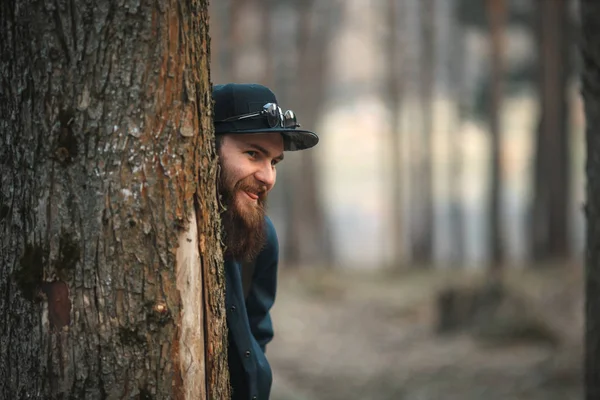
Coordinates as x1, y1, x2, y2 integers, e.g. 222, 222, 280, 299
212, 83, 319, 400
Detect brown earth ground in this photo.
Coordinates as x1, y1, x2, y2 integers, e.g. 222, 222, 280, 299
267, 264, 583, 400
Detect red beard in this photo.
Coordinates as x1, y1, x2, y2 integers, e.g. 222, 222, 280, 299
218, 169, 268, 263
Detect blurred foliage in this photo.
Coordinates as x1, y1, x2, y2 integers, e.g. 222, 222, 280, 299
472, 65, 536, 123
460, 0, 539, 123
457, 0, 533, 28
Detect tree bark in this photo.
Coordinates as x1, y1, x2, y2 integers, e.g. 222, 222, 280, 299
581, 2, 600, 398
530, 0, 571, 262
0, 1, 228, 399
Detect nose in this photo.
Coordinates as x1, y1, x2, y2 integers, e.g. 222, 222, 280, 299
254, 162, 276, 190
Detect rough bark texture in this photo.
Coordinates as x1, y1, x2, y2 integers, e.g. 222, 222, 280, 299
582, 2, 600, 398
530, 0, 571, 262
0, 0, 228, 399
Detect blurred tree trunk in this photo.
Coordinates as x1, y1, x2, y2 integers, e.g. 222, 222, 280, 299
581, 2, 600, 398
260, 0, 274, 86
230, 0, 243, 82
530, 0, 571, 262
209, 0, 229, 83
448, 0, 465, 265
386, 0, 405, 267
282, 0, 335, 267
228, 0, 271, 84
0, 1, 228, 399
210, 0, 271, 86
486, 0, 506, 270
411, 0, 435, 265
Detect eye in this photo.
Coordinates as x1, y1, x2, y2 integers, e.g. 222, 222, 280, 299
245, 151, 257, 158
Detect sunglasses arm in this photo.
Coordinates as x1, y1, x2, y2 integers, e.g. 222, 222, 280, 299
221, 111, 263, 122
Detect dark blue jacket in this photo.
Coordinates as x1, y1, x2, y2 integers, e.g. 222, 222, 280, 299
225, 217, 278, 400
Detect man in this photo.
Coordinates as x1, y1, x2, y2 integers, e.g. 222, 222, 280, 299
212, 83, 319, 400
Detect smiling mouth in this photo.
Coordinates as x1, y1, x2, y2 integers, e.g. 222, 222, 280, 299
243, 191, 259, 201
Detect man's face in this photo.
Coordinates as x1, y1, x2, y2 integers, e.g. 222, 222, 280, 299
218, 132, 284, 261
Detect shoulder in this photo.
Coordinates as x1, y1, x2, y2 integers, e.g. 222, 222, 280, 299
256, 216, 278, 266
264, 216, 278, 250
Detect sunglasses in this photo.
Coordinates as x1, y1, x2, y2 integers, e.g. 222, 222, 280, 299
217, 103, 300, 129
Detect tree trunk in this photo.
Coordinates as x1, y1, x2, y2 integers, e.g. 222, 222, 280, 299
530, 0, 571, 262
486, 0, 506, 270
411, 0, 435, 265
260, 0, 274, 87
209, 0, 233, 84
229, 0, 242, 83
227, 0, 270, 84
281, 0, 335, 267
581, 2, 600, 398
386, 0, 405, 268
448, 0, 465, 266
0, 1, 228, 399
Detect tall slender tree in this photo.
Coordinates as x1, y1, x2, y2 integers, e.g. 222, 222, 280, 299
260, 0, 274, 87
386, 0, 406, 267
530, 0, 571, 262
581, 2, 600, 398
0, 0, 228, 398
486, 0, 506, 269
281, 0, 336, 267
411, 0, 436, 265
230, 0, 243, 82
209, 0, 233, 84
448, 0, 466, 265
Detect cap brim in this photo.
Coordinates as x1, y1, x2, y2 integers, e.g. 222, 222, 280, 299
218, 128, 319, 151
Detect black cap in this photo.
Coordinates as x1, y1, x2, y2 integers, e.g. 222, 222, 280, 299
212, 83, 319, 151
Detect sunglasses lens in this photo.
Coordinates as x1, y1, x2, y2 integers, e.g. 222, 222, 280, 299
284, 110, 297, 128
263, 103, 280, 127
